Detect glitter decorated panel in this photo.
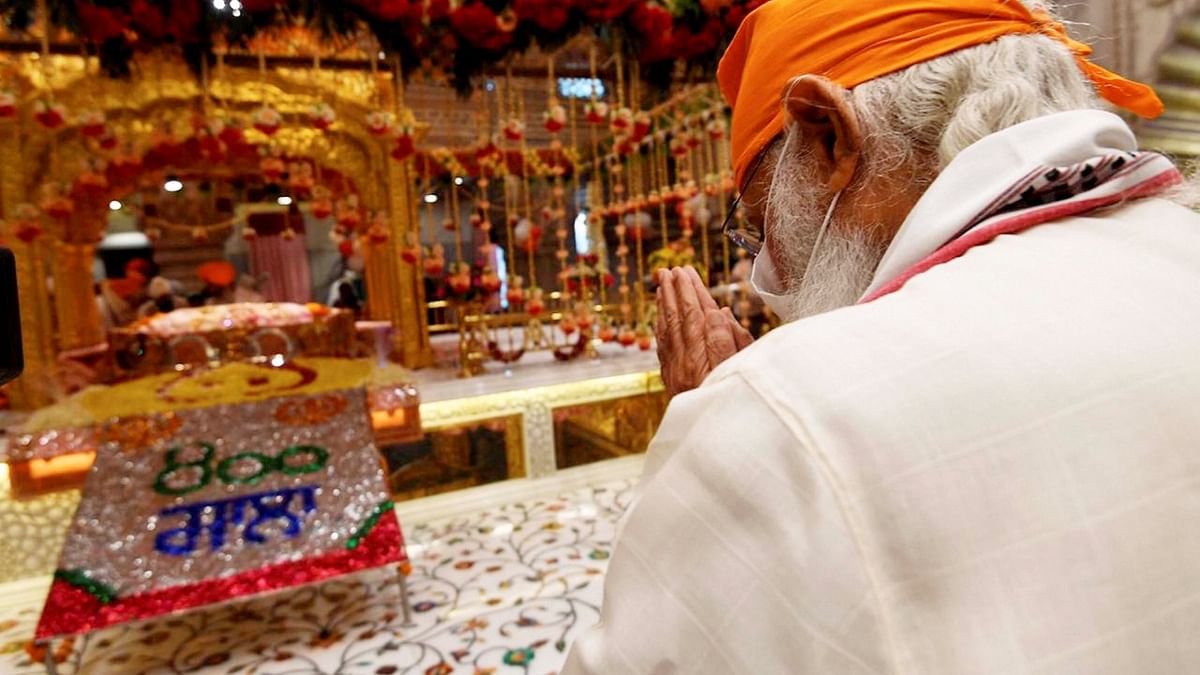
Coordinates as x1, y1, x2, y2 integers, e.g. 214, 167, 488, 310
0, 475, 638, 675
37, 388, 404, 640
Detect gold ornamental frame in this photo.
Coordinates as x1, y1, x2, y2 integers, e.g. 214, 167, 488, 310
0, 54, 433, 408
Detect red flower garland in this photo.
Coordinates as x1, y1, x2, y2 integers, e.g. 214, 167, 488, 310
580, 0, 636, 22
75, 3, 126, 43
242, 0, 289, 12
351, 0, 421, 22
128, 0, 168, 40
513, 0, 573, 33
450, 2, 513, 52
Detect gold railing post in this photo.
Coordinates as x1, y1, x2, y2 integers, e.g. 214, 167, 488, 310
363, 152, 431, 368
52, 240, 104, 350
1, 132, 56, 408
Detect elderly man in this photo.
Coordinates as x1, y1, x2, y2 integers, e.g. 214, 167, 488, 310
565, 1, 1200, 673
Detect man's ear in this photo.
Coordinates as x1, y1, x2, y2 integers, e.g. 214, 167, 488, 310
782, 75, 862, 193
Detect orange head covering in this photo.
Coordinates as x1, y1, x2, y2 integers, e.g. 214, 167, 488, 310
717, 0, 1165, 186
124, 258, 152, 281
108, 277, 144, 300
197, 261, 236, 287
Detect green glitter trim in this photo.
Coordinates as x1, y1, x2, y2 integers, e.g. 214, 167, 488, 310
54, 569, 118, 605
346, 500, 394, 550
216, 452, 273, 485
278, 445, 329, 475
153, 442, 215, 496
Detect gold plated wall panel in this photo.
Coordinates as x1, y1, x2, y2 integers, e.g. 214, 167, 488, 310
2, 53, 433, 380
420, 371, 664, 479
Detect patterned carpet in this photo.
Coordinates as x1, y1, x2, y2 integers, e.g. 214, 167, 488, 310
0, 477, 637, 675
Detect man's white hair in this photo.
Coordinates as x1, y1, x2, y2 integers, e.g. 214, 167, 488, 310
849, 1, 1094, 172
852, 1, 1199, 211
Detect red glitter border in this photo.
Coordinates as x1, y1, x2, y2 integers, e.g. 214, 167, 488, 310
35, 511, 407, 641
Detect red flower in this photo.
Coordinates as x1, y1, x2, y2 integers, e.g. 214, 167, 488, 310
580, 0, 635, 22
722, 5, 748, 30
338, 240, 355, 257
75, 3, 127, 43
630, 2, 673, 37
129, 0, 167, 40
391, 135, 415, 161
672, 18, 724, 59
513, 0, 573, 32
241, 0, 288, 11
427, 0, 451, 21
475, 142, 501, 161
311, 200, 333, 219
218, 124, 244, 146
166, 1, 202, 43
351, 0, 419, 21
450, 2, 513, 52
634, 4, 681, 64
15, 224, 42, 243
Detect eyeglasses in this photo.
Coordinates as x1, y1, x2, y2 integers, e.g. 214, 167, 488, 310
721, 145, 772, 257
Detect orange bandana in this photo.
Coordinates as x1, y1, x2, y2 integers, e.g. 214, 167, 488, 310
717, 0, 1165, 186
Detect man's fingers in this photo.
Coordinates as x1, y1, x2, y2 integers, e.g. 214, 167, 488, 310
673, 267, 706, 348
672, 267, 711, 385
655, 285, 666, 344
659, 267, 683, 349
704, 309, 738, 365
684, 266, 719, 311
724, 307, 755, 350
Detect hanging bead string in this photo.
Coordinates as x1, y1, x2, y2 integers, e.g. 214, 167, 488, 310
424, 179, 436, 254
311, 54, 327, 188
571, 92, 609, 341
586, 46, 621, 333
396, 52, 420, 255
586, 46, 602, 215
449, 170, 464, 262
517, 88, 538, 312
657, 135, 670, 245
626, 56, 647, 327
699, 113, 714, 285
501, 74, 517, 291
475, 102, 494, 267
547, 56, 573, 319
37, 0, 61, 245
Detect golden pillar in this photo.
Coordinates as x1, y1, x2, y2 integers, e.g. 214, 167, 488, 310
52, 240, 104, 350
0, 128, 56, 408
7, 240, 57, 409
363, 153, 431, 368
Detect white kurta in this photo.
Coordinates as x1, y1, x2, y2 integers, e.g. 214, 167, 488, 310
564, 111, 1200, 674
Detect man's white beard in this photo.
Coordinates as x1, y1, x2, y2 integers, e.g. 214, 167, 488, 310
765, 147, 888, 323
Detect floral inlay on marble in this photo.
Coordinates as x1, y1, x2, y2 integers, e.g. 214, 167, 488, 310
0, 477, 637, 674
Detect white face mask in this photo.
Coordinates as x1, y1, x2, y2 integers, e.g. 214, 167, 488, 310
750, 190, 842, 320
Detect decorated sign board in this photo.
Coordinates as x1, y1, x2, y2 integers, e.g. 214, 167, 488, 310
35, 388, 407, 640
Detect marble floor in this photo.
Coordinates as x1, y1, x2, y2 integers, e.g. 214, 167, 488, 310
0, 457, 644, 675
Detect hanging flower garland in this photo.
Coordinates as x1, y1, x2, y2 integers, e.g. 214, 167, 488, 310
33, 100, 67, 130
0, 1, 766, 95
309, 102, 336, 130
77, 109, 107, 138
11, 203, 43, 243
252, 104, 282, 136
0, 90, 15, 119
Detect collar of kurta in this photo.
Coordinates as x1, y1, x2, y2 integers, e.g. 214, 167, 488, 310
860, 110, 1183, 303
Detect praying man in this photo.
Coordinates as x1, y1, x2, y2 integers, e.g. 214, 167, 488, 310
565, 1, 1200, 673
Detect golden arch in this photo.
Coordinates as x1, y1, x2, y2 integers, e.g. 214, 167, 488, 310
2, 55, 431, 408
